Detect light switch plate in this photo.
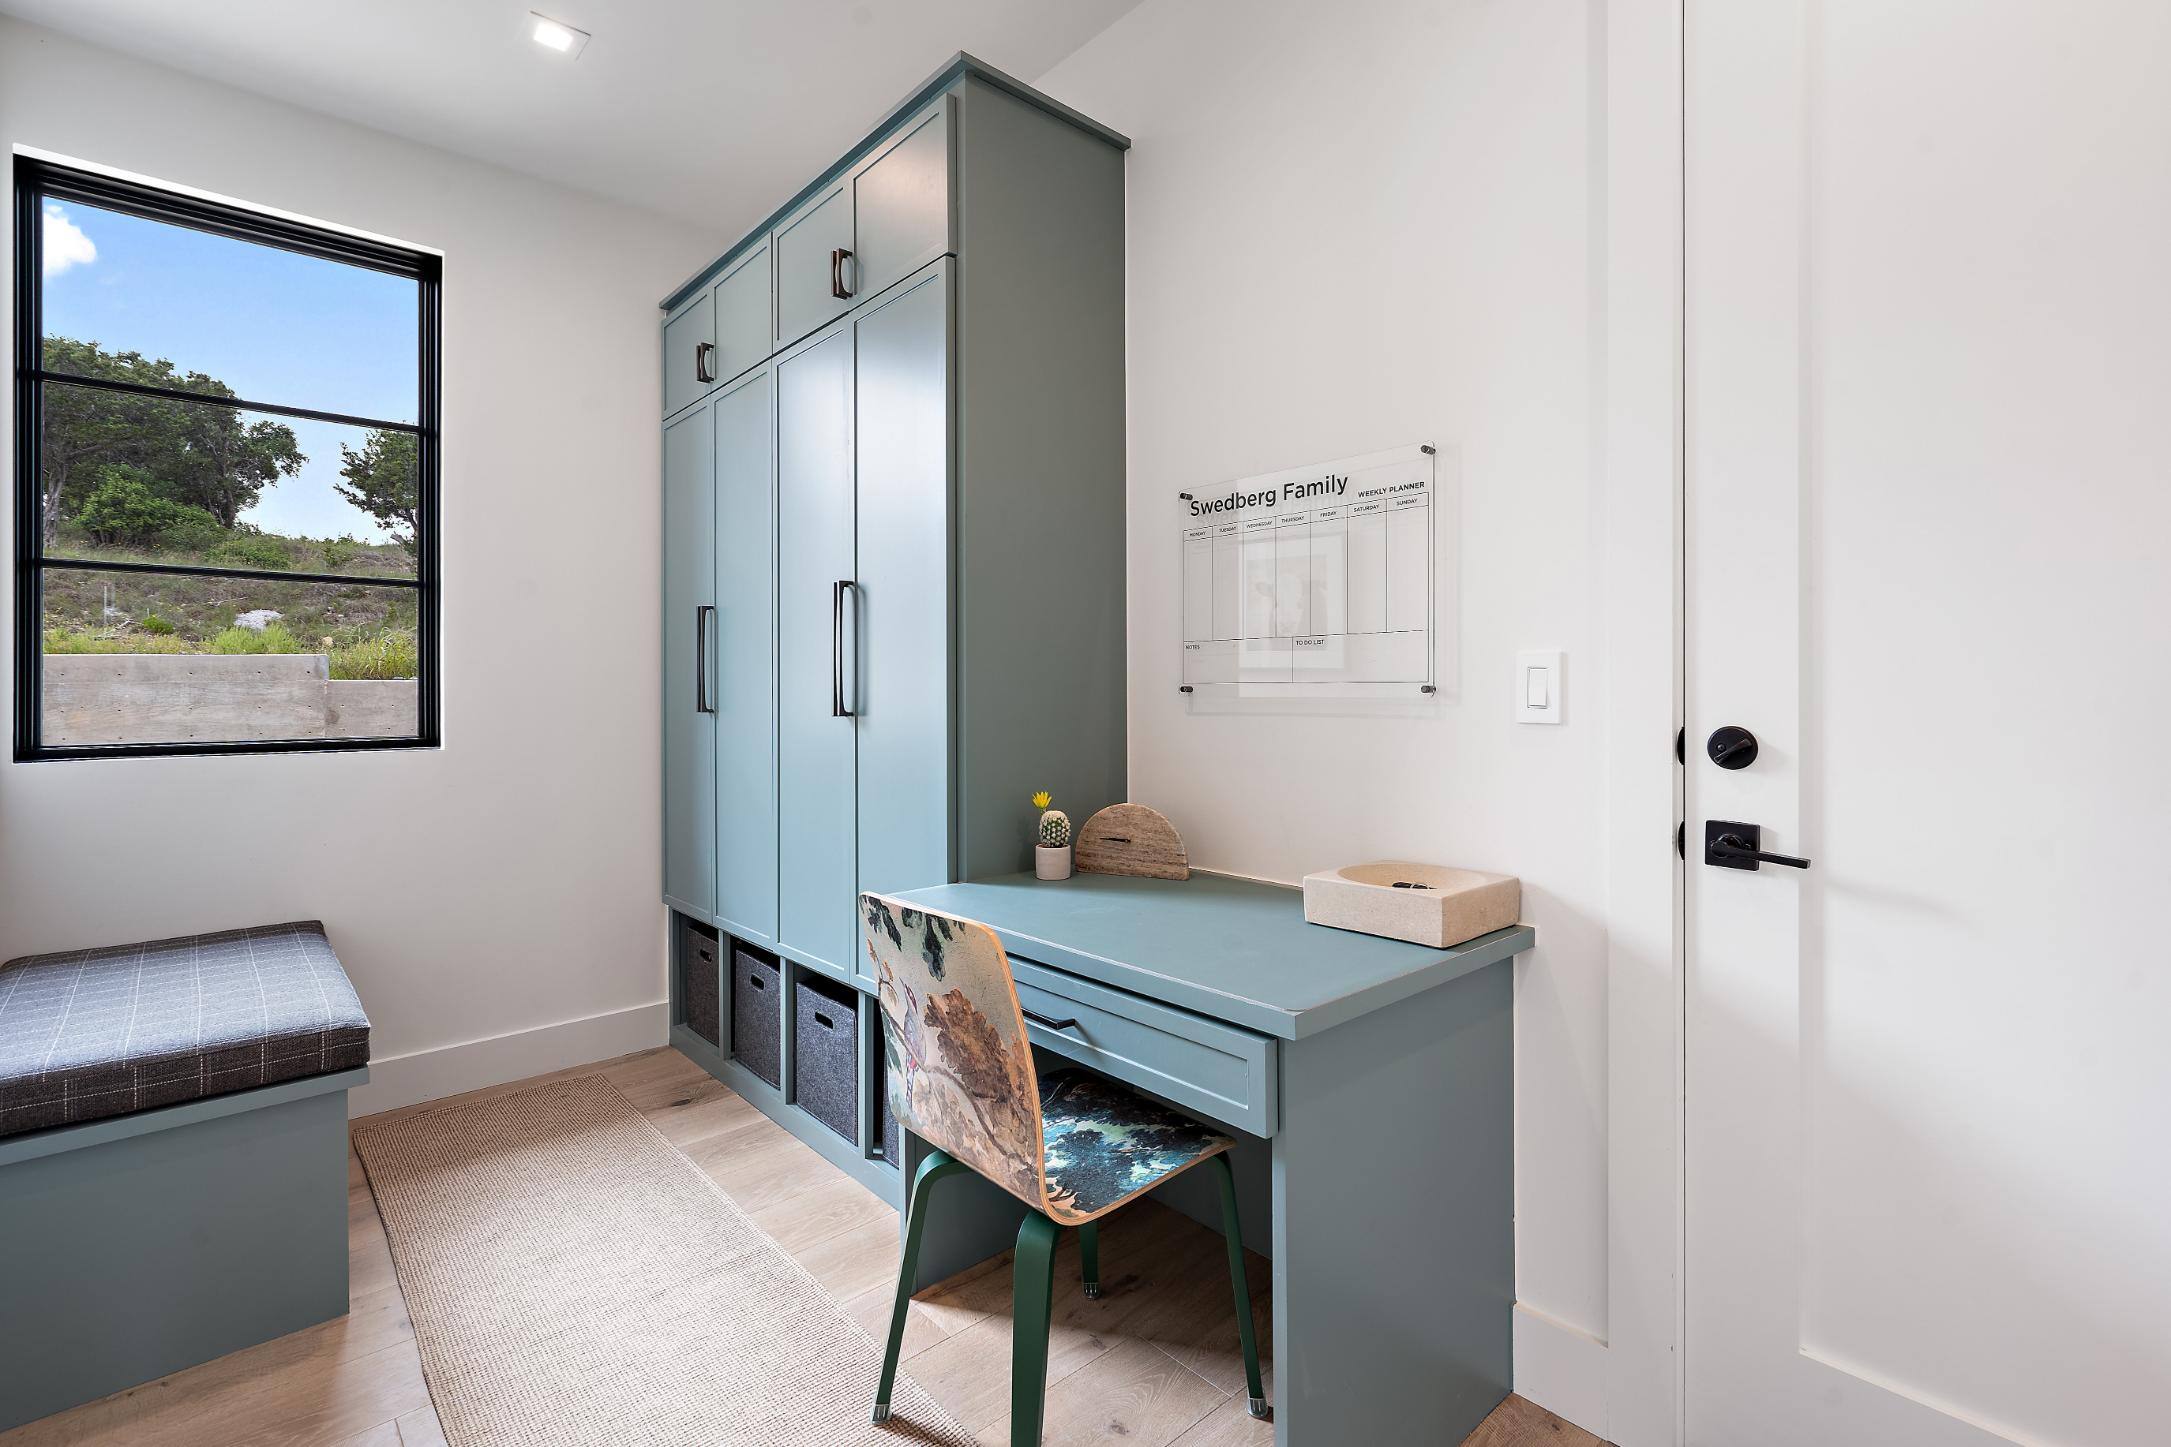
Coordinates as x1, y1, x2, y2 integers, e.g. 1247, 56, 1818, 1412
1517, 650, 1563, 724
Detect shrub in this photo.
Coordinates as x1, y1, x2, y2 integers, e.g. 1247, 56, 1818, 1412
156, 516, 228, 555
43, 626, 196, 656
207, 621, 305, 655
137, 613, 177, 636
212, 536, 293, 571
330, 630, 418, 680
76, 466, 220, 548
320, 536, 361, 571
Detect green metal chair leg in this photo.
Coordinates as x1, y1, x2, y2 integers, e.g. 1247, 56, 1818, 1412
874, 1148, 969, 1423
1210, 1152, 1269, 1419
1010, 1211, 1062, 1447
1079, 1219, 1101, 1298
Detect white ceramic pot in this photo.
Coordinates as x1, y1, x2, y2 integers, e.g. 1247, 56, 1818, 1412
1035, 845, 1073, 880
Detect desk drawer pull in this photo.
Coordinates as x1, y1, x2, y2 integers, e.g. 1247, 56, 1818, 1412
1021, 1008, 1079, 1031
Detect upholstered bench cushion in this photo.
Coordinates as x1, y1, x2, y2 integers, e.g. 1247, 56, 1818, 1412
0, 921, 369, 1140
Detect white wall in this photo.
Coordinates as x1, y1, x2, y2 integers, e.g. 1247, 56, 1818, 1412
1037, 0, 1618, 1413
0, 18, 713, 1113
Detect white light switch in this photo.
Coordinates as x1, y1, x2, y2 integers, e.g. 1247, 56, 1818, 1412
1517, 650, 1563, 724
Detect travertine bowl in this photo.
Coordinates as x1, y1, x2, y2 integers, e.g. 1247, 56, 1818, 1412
1301, 861, 1522, 948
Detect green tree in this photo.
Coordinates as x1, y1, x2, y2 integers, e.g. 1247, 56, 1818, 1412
336, 429, 418, 549
37, 337, 305, 543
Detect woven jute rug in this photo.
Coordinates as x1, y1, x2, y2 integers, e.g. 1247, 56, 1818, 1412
351, 1073, 972, 1446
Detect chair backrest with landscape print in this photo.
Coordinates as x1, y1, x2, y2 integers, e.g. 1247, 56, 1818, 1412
859, 892, 1049, 1212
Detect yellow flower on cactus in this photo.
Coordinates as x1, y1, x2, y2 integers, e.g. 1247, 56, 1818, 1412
1030, 790, 1052, 810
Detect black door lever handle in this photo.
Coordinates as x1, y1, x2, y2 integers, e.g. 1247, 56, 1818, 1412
1705, 820, 1811, 871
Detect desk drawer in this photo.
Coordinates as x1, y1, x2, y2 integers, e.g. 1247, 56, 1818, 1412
1011, 957, 1277, 1137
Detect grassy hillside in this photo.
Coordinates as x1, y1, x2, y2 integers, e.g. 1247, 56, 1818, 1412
43, 525, 419, 681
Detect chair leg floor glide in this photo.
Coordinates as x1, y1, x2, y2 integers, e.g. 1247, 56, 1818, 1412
1079, 1219, 1101, 1299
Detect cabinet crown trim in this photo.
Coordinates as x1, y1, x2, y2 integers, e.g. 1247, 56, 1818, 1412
658, 50, 1128, 314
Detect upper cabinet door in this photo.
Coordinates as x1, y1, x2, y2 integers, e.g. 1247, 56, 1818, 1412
773, 323, 858, 979
662, 400, 717, 917
711, 242, 772, 388
712, 363, 778, 946
851, 100, 953, 308
662, 290, 716, 418
772, 182, 856, 352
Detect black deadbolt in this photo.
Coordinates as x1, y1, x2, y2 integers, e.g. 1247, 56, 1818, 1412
1706, 726, 1759, 770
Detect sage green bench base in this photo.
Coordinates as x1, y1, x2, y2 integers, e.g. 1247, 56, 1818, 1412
0, 1068, 363, 1432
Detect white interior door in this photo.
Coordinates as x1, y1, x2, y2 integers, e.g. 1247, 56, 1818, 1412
1684, 4, 2171, 1445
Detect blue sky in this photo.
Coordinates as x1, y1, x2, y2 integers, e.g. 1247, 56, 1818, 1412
41, 200, 418, 545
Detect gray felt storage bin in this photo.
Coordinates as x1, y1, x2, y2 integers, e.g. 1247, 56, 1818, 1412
730, 944, 782, 1089
678, 917, 721, 1048
792, 976, 858, 1144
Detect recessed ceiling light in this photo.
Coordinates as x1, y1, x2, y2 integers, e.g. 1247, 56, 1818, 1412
528, 12, 591, 58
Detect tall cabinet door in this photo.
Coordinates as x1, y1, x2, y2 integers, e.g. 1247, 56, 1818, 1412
661, 400, 717, 917
774, 322, 858, 977
712, 364, 777, 945
851, 262, 954, 987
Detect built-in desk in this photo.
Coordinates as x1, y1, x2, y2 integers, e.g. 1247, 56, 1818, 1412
892, 871, 1536, 1447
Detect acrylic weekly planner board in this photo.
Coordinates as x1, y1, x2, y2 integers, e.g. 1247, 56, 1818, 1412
1179, 444, 1436, 695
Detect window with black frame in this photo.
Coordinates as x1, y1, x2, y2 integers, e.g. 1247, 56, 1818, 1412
12, 159, 439, 760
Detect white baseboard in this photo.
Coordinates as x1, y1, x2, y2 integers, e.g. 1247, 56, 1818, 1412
348, 1000, 671, 1117
1513, 1301, 1610, 1441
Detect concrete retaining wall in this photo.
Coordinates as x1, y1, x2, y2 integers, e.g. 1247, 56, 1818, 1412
45, 655, 418, 746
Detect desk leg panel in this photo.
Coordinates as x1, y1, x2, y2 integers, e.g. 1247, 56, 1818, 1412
1271, 959, 1512, 1445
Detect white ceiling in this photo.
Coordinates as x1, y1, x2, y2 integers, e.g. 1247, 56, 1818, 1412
0, 0, 1143, 234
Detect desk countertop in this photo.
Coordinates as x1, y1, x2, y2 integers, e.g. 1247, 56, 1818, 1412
890, 871, 1535, 1041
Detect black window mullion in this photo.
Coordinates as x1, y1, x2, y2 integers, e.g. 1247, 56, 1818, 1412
31, 369, 424, 437
38, 556, 423, 590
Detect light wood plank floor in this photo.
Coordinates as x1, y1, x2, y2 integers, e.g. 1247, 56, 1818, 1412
2, 1048, 1608, 1447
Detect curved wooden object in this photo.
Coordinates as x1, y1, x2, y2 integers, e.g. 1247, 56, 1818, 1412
1074, 803, 1189, 881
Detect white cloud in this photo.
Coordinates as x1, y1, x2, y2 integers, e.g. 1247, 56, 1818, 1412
42, 203, 97, 278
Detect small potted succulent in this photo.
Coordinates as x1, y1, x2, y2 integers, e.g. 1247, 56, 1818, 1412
1031, 791, 1073, 880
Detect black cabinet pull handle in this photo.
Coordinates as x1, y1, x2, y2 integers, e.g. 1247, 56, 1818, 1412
1022, 1008, 1079, 1031
748, 974, 767, 991
831, 580, 858, 718
831, 247, 855, 300
695, 340, 717, 384
694, 604, 716, 714
814, 1011, 836, 1031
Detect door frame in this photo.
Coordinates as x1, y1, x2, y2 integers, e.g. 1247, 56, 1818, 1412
1565, 2, 1689, 1444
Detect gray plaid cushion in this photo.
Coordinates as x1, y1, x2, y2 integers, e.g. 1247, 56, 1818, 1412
0, 922, 370, 1139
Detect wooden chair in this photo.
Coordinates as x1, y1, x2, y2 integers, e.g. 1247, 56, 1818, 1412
860, 892, 1267, 1443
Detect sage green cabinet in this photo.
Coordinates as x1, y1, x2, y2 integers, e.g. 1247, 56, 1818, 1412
851, 101, 952, 308
661, 291, 714, 420
661, 54, 1130, 1012
710, 242, 772, 391
772, 182, 855, 352
850, 265, 953, 987
773, 323, 858, 979
712, 363, 777, 945
662, 398, 716, 918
